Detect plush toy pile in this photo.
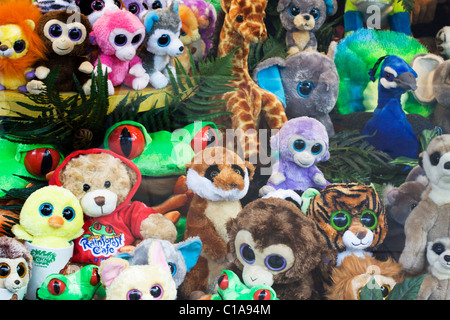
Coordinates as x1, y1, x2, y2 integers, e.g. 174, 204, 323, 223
0, 0, 449, 303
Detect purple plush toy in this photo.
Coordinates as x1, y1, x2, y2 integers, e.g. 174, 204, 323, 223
260, 116, 330, 196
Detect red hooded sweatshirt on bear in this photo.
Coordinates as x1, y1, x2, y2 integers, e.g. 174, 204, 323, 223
49, 149, 159, 266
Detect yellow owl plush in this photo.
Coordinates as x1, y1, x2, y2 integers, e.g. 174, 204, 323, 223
12, 186, 84, 248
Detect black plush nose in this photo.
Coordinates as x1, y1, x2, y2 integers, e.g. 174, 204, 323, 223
304, 14, 310, 20
444, 255, 450, 262
95, 196, 105, 207
0, 45, 8, 51
179, 46, 184, 52
15, 280, 20, 285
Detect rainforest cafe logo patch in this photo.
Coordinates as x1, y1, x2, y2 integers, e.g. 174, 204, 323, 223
79, 222, 125, 257
30, 249, 57, 267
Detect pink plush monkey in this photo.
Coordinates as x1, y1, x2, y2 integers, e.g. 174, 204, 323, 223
90, 10, 149, 95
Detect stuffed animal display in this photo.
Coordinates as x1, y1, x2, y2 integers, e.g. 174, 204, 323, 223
260, 117, 330, 195
0, 236, 32, 300
305, 183, 388, 266
12, 185, 84, 249
0, 0, 46, 92
277, 0, 338, 54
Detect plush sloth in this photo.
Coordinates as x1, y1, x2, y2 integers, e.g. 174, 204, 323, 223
178, 146, 254, 299
226, 197, 336, 300
26, 10, 94, 94
326, 254, 405, 300
305, 183, 388, 266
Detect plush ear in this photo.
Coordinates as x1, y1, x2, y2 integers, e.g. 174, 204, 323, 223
253, 57, 287, 108
24, 19, 35, 31
148, 241, 171, 274
176, 237, 202, 272
171, 0, 179, 13
270, 131, 280, 151
220, 0, 231, 13
277, 0, 292, 12
99, 258, 129, 287
411, 53, 444, 105
382, 184, 399, 206
144, 11, 160, 33
89, 32, 97, 46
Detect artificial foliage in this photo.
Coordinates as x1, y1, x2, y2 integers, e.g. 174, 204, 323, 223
359, 273, 427, 300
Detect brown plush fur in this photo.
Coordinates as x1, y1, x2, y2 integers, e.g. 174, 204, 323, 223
33, 10, 93, 92
0, 236, 32, 273
326, 255, 405, 300
226, 198, 336, 300
178, 147, 254, 299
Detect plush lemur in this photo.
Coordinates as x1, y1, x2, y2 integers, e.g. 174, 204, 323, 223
26, 10, 94, 94
90, 9, 149, 95
139, 1, 185, 89
178, 146, 254, 299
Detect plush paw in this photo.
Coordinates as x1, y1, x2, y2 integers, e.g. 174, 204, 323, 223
258, 185, 276, 197
94, 64, 112, 76
35, 66, 51, 80
132, 74, 149, 91
268, 171, 286, 185
149, 72, 169, 89
82, 79, 92, 95
313, 173, 327, 186
26, 80, 46, 95
79, 61, 94, 74
129, 64, 146, 77
140, 213, 177, 243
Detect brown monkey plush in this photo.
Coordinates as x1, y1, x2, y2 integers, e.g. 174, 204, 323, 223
226, 197, 336, 300
27, 10, 94, 94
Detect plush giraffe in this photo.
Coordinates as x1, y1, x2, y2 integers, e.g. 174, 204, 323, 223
216, 0, 287, 160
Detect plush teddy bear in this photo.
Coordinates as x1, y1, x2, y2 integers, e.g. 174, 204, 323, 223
48, 148, 178, 266
410, 53, 450, 133
99, 240, 177, 300
178, 146, 254, 299
415, 237, 450, 300
139, 1, 185, 89
253, 51, 339, 136
277, 0, 337, 54
375, 166, 428, 261
259, 116, 330, 196
90, 9, 149, 96
400, 134, 450, 275
226, 197, 336, 300
0, 236, 32, 300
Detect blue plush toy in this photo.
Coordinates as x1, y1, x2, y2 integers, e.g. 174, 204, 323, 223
361, 55, 419, 159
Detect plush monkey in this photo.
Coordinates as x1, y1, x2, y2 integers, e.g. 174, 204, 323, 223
26, 10, 94, 95
178, 146, 254, 299
226, 197, 336, 300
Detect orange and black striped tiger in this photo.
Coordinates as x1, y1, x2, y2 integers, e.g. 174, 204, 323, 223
305, 183, 387, 266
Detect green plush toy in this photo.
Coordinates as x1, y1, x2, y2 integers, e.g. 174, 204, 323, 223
36, 265, 106, 300
210, 270, 278, 300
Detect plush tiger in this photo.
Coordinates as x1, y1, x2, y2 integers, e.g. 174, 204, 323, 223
305, 183, 388, 266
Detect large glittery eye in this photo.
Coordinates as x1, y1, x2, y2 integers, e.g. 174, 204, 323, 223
265, 254, 287, 271
13, 40, 26, 53
127, 289, 142, 300
150, 284, 163, 299
69, 28, 82, 41
92, 0, 105, 11
152, 0, 162, 9
62, 207, 75, 221
360, 210, 378, 230
39, 203, 54, 217
114, 34, 128, 46
240, 243, 255, 264
49, 24, 63, 38
289, 6, 301, 16
330, 210, 351, 231
157, 34, 170, 47
297, 81, 315, 97
309, 8, 320, 20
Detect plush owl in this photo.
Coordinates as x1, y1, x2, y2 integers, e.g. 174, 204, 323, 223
12, 186, 84, 248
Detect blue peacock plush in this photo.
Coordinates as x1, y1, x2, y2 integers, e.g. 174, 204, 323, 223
361, 55, 419, 160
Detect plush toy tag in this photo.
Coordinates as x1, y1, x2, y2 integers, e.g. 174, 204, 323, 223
256, 65, 286, 107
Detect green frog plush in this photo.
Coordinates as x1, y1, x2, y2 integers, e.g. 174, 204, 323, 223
36, 264, 106, 300
210, 270, 278, 300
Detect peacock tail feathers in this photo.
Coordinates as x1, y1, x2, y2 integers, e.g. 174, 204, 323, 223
334, 29, 430, 116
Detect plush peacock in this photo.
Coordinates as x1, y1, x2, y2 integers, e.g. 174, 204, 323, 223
334, 29, 430, 117
361, 55, 419, 159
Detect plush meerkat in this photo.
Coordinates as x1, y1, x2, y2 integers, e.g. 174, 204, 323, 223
178, 146, 254, 299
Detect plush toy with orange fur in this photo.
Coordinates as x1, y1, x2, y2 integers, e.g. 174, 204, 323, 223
0, 0, 47, 92
177, 4, 202, 71
326, 255, 405, 300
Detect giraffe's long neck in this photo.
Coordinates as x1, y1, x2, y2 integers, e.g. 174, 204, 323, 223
218, 18, 252, 84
